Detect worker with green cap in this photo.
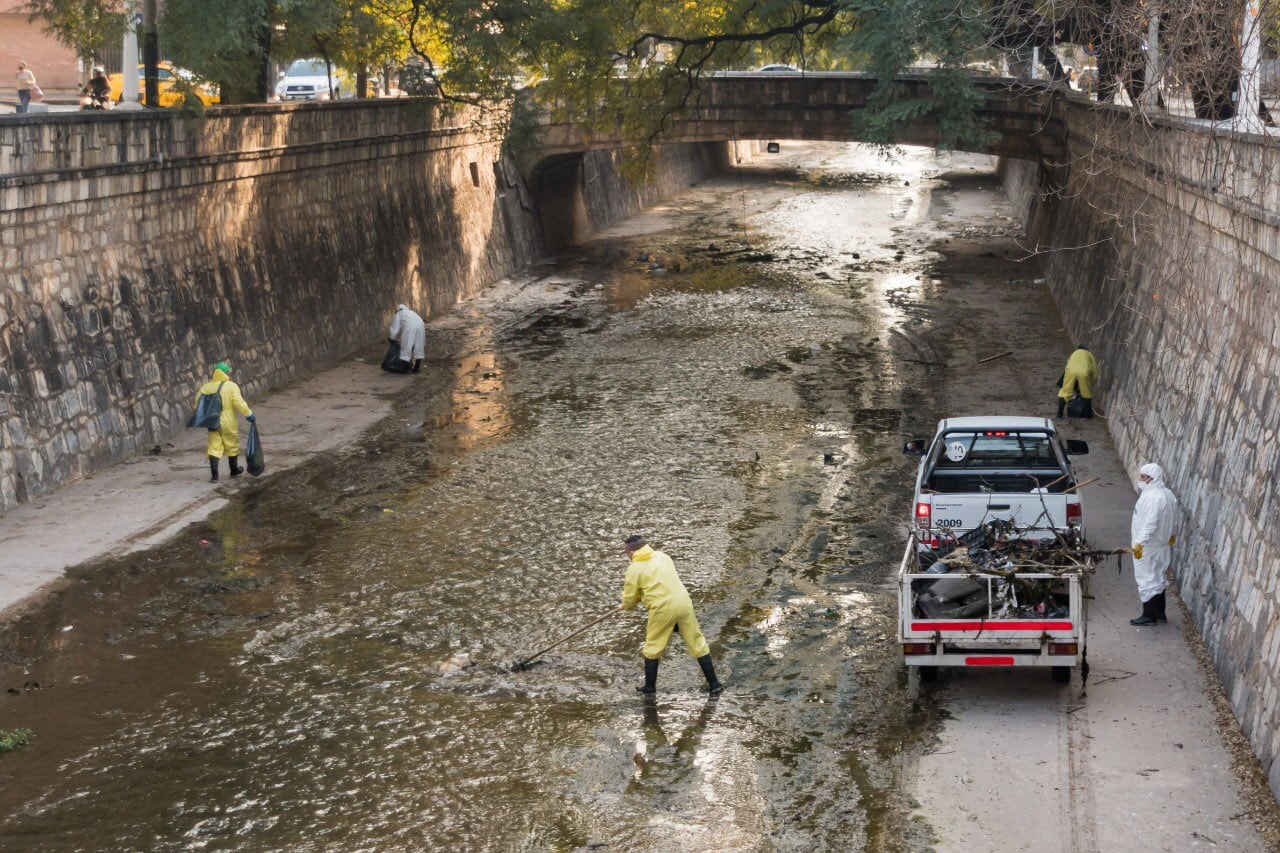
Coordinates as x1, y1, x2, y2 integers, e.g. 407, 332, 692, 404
194, 361, 254, 482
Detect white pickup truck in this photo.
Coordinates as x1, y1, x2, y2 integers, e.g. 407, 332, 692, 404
897, 417, 1093, 682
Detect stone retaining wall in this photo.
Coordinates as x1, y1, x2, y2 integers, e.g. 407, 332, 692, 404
1001, 100, 1280, 799
0, 101, 728, 511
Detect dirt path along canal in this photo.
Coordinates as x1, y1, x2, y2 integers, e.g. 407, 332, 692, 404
4, 142, 1259, 851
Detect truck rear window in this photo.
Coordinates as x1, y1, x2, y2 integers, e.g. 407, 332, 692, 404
933, 432, 1058, 469
925, 431, 1068, 493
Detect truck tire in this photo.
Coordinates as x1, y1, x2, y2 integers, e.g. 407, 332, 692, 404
1052, 666, 1071, 684
919, 665, 938, 683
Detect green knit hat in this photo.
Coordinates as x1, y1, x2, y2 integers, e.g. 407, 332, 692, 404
215, 361, 231, 375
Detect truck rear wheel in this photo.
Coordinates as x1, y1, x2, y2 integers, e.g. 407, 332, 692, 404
1052, 666, 1072, 684
919, 666, 938, 683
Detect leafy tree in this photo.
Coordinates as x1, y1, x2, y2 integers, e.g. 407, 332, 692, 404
161, 0, 274, 103
24, 0, 128, 71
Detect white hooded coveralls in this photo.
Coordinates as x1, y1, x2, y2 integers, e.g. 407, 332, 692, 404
389, 304, 426, 362
1131, 463, 1179, 602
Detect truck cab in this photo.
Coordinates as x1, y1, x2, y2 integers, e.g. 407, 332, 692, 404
903, 416, 1088, 547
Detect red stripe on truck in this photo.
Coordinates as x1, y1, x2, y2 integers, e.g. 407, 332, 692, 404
910, 621, 1073, 632
965, 656, 1016, 666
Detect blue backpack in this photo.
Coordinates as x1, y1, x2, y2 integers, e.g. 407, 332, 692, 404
188, 381, 225, 430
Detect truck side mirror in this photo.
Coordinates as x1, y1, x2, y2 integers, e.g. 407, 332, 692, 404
1065, 439, 1089, 455
903, 439, 927, 456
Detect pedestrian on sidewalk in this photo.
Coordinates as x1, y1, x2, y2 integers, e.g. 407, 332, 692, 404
1056, 346, 1098, 419
621, 534, 723, 696
15, 61, 37, 114
194, 362, 254, 482
1129, 462, 1179, 626
382, 304, 426, 374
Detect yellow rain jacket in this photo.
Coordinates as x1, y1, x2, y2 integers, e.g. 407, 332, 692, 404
195, 368, 253, 458
621, 546, 710, 660
1058, 347, 1098, 401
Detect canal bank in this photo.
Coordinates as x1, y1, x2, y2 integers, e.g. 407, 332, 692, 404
0, 143, 1274, 850
902, 171, 1280, 851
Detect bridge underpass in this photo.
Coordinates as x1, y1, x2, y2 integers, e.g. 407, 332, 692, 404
530, 73, 1068, 248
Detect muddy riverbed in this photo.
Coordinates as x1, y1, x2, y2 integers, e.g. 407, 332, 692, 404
0, 143, 1034, 850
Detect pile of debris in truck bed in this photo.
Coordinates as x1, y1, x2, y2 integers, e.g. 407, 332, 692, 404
911, 519, 1120, 620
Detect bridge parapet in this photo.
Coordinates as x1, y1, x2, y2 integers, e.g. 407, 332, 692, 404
538, 74, 1067, 161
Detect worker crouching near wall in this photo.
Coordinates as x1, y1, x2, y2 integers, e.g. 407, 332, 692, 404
621, 534, 723, 696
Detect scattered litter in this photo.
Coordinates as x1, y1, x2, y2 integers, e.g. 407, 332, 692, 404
61, 625, 73, 632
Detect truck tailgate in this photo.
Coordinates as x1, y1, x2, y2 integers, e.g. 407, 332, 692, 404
929, 492, 1069, 535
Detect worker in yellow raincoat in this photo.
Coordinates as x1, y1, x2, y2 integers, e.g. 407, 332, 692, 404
621, 534, 722, 695
195, 361, 254, 482
1057, 346, 1098, 419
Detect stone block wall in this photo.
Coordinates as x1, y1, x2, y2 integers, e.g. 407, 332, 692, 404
0, 101, 728, 511
1001, 100, 1280, 798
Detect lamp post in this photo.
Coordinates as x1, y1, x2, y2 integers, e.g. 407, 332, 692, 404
142, 0, 159, 107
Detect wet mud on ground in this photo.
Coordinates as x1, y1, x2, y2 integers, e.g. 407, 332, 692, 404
2, 143, 1266, 851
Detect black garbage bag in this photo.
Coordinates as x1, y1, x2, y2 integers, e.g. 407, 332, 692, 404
246, 422, 266, 477
381, 340, 406, 372
1065, 395, 1093, 419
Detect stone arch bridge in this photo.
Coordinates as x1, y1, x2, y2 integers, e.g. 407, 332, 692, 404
532, 72, 1066, 245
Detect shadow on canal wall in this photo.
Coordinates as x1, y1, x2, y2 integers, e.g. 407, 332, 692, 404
1000, 107, 1280, 800
0, 101, 736, 513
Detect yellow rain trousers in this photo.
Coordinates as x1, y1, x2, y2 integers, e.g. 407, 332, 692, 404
195, 368, 253, 458
1058, 348, 1099, 401
621, 546, 711, 660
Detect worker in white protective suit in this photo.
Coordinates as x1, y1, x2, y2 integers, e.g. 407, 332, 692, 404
384, 304, 426, 374
1129, 462, 1180, 626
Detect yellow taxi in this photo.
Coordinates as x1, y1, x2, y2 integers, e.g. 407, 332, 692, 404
107, 62, 220, 107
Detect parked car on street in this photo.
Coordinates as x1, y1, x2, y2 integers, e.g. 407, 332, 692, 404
757, 64, 801, 73
107, 62, 219, 107
276, 59, 352, 101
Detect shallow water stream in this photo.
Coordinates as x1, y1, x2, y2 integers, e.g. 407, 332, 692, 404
0, 143, 1012, 851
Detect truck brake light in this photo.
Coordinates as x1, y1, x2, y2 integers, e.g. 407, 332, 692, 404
1066, 502, 1081, 526
1050, 643, 1078, 656
903, 643, 934, 655
915, 501, 931, 527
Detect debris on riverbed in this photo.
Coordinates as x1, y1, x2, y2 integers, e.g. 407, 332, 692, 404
438, 653, 474, 676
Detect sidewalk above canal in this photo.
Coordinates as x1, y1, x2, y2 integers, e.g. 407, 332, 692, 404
0, 357, 407, 617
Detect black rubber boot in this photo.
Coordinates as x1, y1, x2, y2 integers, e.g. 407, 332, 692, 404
697, 655, 723, 695
1130, 597, 1159, 626
208, 456, 219, 482
1056, 397, 1065, 419
411, 359, 421, 374
636, 658, 658, 694
1153, 592, 1167, 623
229, 455, 243, 478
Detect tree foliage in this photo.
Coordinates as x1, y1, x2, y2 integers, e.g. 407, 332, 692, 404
24, 0, 127, 60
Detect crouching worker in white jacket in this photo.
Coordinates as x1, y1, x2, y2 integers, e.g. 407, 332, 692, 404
1130, 463, 1180, 626
384, 304, 426, 374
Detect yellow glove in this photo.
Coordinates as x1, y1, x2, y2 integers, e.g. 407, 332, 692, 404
1168, 535, 1176, 546
1133, 544, 1144, 560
